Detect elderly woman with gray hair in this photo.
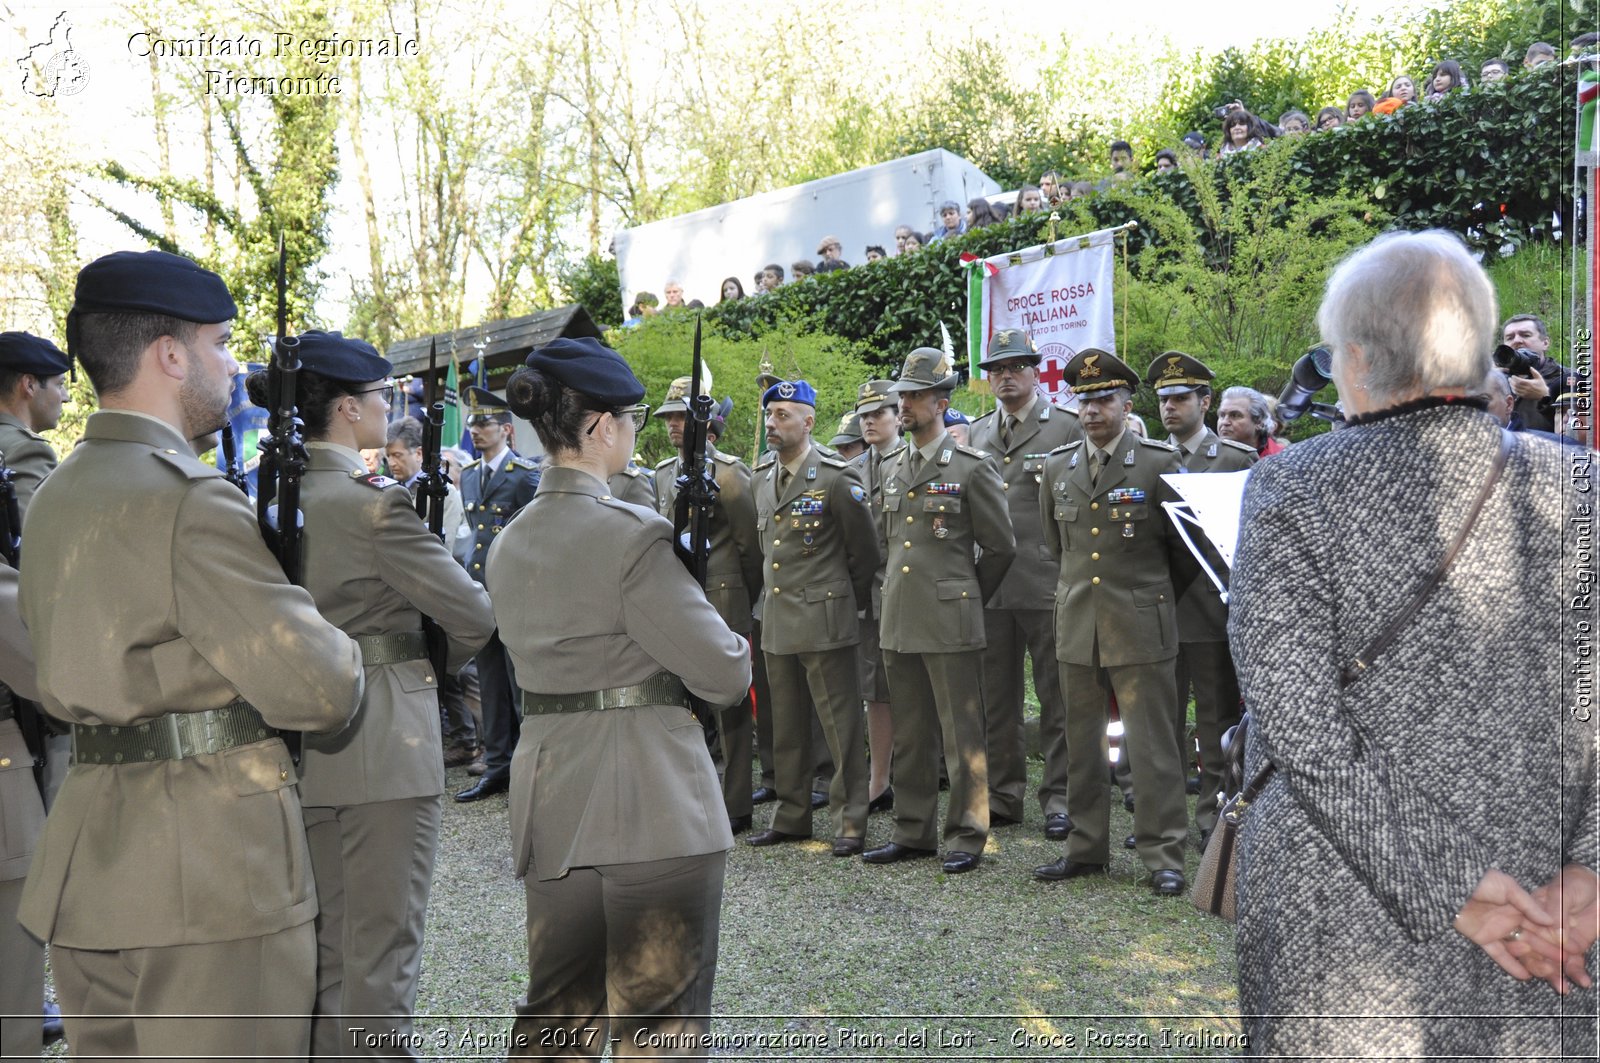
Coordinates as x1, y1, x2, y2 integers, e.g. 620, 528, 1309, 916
1227, 229, 1597, 1056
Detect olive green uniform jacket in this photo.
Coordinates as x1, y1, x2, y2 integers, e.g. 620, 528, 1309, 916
486, 466, 751, 882
879, 432, 1016, 653
17, 410, 364, 949
0, 411, 57, 519
297, 443, 495, 806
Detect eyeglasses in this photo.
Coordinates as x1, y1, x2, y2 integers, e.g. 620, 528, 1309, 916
587, 404, 651, 435
987, 363, 1035, 378
357, 382, 395, 405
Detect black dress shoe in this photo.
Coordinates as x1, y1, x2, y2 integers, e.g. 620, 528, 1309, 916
1124, 833, 1137, 849
751, 785, 777, 804
1151, 869, 1186, 896
729, 814, 752, 835
941, 851, 981, 874
454, 775, 508, 802
1123, 792, 1136, 812
810, 790, 828, 809
747, 828, 810, 847
43, 1001, 63, 1047
990, 811, 1023, 827
867, 786, 894, 813
861, 841, 937, 864
1186, 771, 1202, 795
831, 837, 864, 857
1032, 857, 1108, 882
1044, 812, 1072, 840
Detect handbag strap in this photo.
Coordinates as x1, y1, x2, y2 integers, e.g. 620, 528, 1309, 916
1337, 428, 1513, 689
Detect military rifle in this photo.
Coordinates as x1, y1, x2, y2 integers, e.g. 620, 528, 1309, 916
256, 233, 308, 759
672, 315, 719, 723
220, 423, 249, 494
413, 338, 450, 683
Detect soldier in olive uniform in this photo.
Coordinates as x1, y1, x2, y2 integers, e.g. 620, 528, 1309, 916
454, 388, 542, 802
18, 250, 365, 1056
244, 332, 496, 1057
853, 380, 901, 810
486, 337, 751, 1057
967, 330, 1084, 837
745, 380, 880, 854
864, 348, 1015, 874
1146, 351, 1255, 841
609, 459, 655, 506
1033, 349, 1190, 896
653, 377, 763, 832
828, 409, 867, 459
0, 332, 69, 515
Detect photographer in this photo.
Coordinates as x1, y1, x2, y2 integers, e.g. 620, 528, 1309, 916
1499, 314, 1569, 432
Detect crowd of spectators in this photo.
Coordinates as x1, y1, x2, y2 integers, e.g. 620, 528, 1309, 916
621, 37, 1584, 317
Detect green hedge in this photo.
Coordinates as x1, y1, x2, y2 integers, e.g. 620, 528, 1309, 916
700, 63, 1567, 366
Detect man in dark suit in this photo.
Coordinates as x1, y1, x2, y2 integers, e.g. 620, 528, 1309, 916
967, 330, 1083, 838
454, 387, 542, 801
1147, 352, 1255, 843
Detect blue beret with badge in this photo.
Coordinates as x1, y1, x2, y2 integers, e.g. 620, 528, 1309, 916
762, 379, 817, 408
0, 332, 71, 376
943, 408, 972, 427
526, 336, 645, 406
293, 330, 392, 383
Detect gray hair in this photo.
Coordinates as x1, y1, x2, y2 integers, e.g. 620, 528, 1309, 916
1221, 386, 1271, 432
386, 416, 424, 450
1316, 229, 1497, 405
1481, 369, 1512, 401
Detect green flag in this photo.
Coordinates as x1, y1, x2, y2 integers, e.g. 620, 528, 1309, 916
443, 354, 464, 451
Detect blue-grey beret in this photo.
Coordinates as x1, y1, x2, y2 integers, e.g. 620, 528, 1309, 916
72, 250, 237, 323
293, 330, 392, 383
762, 379, 817, 407
0, 332, 70, 376
525, 337, 645, 406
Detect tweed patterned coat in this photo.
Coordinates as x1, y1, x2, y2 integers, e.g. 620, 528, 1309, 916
1227, 404, 1597, 1058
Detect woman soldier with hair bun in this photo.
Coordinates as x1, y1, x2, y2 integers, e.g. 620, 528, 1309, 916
245, 331, 496, 1059
490, 336, 751, 1058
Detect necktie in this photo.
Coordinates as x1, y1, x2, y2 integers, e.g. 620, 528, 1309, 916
479, 458, 491, 499
777, 468, 790, 496
1090, 450, 1106, 487
909, 451, 924, 479
1001, 414, 1016, 450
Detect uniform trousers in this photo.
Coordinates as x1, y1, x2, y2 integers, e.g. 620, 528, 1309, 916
1175, 640, 1242, 834
751, 620, 776, 790
512, 852, 726, 1060
980, 607, 1067, 820
477, 632, 521, 782
438, 668, 478, 752
1, 876, 44, 1059
304, 796, 441, 1059
52, 924, 316, 1061
762, 647, 869, 839
881, 649, 989, 854
716, 693, 753, 820
1062, 655, 1187, 872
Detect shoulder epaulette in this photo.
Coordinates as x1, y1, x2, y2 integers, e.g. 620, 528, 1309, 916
151, 448, 220, 479
1137, 436, 1179, 451
595, 494, 654, 523
350, 471, 402, 490
1051, 402, 1081, 418
461, 458, 482, 471
712, 451, 740, 466
754, 452, 777, 470
819, 453, 850, 468
955, 443, 989, 459
508, 456, 538, 471
1049, 440, 1085, 455
619, 465, 644, 478
814, 443, 839, 458
655, 455, 676, 470
970, 409, 997, 427
1220, 438, 1257, 454
881, 441, 908, 459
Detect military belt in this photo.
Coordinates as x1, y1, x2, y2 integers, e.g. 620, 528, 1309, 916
519, 672, 690, 716
354, 631, 429, 666
71, 700, 279, 765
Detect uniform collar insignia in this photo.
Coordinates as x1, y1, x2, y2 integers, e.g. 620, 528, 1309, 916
938, 448, 952, 465
1207, 442, 1217, 457
1123, 448, 1136, 465
1068, 451, 1079, 468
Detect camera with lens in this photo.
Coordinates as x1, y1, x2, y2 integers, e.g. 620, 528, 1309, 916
1276, 344, 1343, 424
1493, 344, 1541, 378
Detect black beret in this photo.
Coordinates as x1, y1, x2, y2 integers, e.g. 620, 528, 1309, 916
526, 336, 644, 406
72, 250, 237, 323
293, 330, 392, 383
0, 332, 71, 376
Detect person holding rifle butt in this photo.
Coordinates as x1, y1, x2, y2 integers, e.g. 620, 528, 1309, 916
487, 336, 749, 1058
245, 331, 494, 1058
16, 250, 365, 1058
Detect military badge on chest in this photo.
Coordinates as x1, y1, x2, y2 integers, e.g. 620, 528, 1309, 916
932, 516, 949, 539
789, 491, 825, 540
